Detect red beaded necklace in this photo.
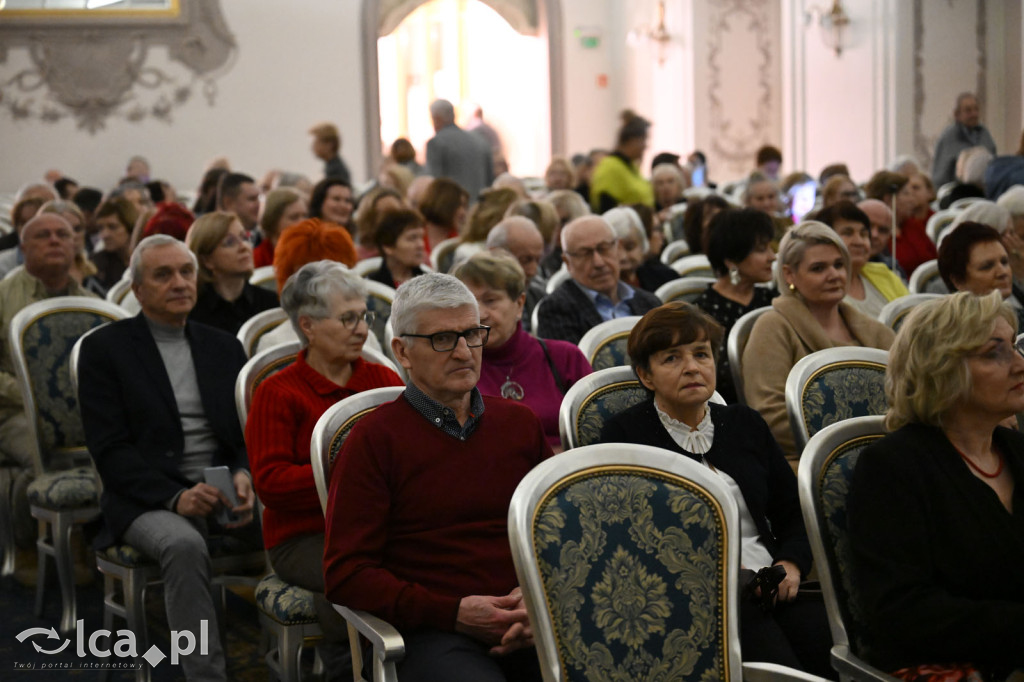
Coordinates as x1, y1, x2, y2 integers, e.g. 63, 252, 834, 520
953, 445, 1005, 479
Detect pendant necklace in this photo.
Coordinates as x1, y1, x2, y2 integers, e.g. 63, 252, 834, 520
501, 373, 524, 401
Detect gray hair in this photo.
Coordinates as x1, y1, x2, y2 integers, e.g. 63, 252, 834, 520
280, 260, 367, 346
887, 154, 921, 175
996, 185, 1024, 217
652, 163, 685, 186
130, 234, 197, 285
429, 99, 455, 124
775, 221, 851, 293
545, 189, 590, 222
561, 215, 614, 252
390, 272, 478, 341
603, 207, 648, 254
486, 216, 541, 249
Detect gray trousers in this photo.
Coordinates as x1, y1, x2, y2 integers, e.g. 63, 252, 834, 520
0, 412, 38, 547
123, 510, 240, 681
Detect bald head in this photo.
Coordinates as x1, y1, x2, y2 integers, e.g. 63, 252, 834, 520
561, 216, 620, 298
487, 216, 544, 279
561, 215, 614, 252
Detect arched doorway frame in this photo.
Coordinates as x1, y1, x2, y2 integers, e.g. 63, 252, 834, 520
360, 0, 565, 177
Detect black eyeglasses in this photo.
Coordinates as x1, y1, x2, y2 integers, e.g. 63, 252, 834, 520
337, 311, 376, 330
401, 326, 490, 352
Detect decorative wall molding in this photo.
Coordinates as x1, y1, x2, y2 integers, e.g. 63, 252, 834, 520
705, 0, 778, 177
378, 0, 539, 36
0, 0, 236, 133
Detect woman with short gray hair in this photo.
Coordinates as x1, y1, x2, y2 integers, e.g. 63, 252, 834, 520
246, 260, 403, 674
742, 222, 895, 463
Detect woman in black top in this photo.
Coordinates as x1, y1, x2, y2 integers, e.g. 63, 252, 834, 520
599, 302, 832, 677
692, 208, 777, 403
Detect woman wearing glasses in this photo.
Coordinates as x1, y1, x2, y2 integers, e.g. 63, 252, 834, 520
848, 291, 1024, 677
453, 251, 592, 451
186, 211, 279, 334
247, 260, 403, 679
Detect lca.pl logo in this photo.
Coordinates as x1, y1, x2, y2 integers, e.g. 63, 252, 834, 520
15, 620, 210, 669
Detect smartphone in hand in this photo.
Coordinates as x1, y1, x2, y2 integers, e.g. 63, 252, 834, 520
203, 466, 239, 525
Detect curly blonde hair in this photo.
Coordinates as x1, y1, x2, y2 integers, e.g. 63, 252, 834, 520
886, 290, 1017, 430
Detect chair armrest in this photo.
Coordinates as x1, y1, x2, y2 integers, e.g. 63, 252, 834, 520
333, 604, 405, 661
742, 661, 831, 681
830, 644, 901, 681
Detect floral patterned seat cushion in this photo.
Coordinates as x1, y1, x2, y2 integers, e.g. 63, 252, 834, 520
574, 383, 649, 447
101, 543, 152, 566
591, 335, 631, 371
533, 471, 729, 682
801, 365, 886, 440
26, 466, 99, 508
256, 573, 318, 625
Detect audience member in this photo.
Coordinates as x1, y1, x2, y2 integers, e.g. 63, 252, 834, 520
590, 110, 654, 212
369, 208, 428, 288
756, 144, 783, 181
467, 106, 506, 177
0, 196, 45, 276
419, 177, 469, 256
865, 170, 935, 276
89, 197, 138, 290
743, 222, 894, 463
141, 202, 194, 243
485, 216, 546, 331
543, 156, 576, 192
984, 132, 1024, 200
193, 167, 229, 216
453, 252, 591, 451
71, 186, 104, 251
820, 175, 860, 208
931, 92, 997, 187
323, 273, 550, 681
354, 186, 405, 260
38, 200, 100, 294
186, 211, 278, 335
452, 188, 519, 267
680, 194, 730, 250
848, 291, 1024, 676
310, 122, 351, 183
310, 177, 356, 236
124, 155, 151, 183
426, 99, 494, 202
78, 235, 260, 681
505, 198, 560, 253
816, 201, 908, 317
217, 172, 261, 233
535, 215, 661, 344
693, 208, 777, 404
543, 189, 590, 276
0, 213, 97, 548
599, 302, 832, 676
378, 162, 415, 200
54, 177, 78, 200
938, 221, 1024, 331
603, 206, 678, 292
857, 198, 904, 277
652, 162, 688, 213
390, 137, 425, 177
254, 187, 307, 268
573, 148, 607, 202
247, 261, 402, 678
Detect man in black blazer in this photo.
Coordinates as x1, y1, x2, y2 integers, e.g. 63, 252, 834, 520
535, 215, 662, 344
79, 235, 258, 681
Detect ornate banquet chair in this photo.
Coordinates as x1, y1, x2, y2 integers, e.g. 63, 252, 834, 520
784, 347, 888, 453
250, 264, 277, 292
659, 238, 691, 264
797, 416, 897, 681
508, 442, 827, 682
669, 253, 714, 278
907, 260, 948, 295
363, 280, 397, 351
310, 387, 407, 682
726, 306, 772, 406
10, 296, 128, 632
876, 293, 943, 332
576, 316, 641, 371
654, 276, 715, 304
236, 306, 290, 358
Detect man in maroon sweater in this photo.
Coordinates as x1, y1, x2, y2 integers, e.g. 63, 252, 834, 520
324, 273, 552, 682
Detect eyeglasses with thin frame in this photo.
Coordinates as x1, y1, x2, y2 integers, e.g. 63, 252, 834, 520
335, 310, 376, 330
218, 233, 250, 250
564, 239, 617, 262
969, 337, 1024, 365
401, 326, 490, 352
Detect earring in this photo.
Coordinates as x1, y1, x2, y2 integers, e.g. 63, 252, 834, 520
788, 283, 796, 292
729, 267, 741, 286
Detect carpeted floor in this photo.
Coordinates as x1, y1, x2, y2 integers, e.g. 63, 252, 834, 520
0, 547, 277, 680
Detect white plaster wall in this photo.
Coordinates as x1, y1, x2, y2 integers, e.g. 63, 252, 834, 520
0, 0, 366, 194
558, 0, 619, 158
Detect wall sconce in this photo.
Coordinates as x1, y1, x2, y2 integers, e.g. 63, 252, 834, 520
627, 0, 673, 65
805, 0, 851, 57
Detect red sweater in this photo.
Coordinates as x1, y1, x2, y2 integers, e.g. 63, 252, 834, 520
896, 213, 937, 277
323, 394, 552, 633
246, 350, 404, 549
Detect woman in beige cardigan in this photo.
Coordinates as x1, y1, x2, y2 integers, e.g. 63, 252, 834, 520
742, 222, 895, 463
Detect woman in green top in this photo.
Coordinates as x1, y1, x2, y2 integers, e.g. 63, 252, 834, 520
590, 109, 655, 212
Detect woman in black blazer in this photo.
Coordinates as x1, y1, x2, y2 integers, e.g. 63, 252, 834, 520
599, 301, 832, 677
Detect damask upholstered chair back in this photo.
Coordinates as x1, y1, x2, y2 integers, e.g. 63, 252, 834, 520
907, 260, 948, 295
726, 306, 771, 406
249, 265, 278, 292
11, 297, 128, 474
876, 293, 943, 332
310, 386, 405, 514
364, 280, 397, 351
576, 316, 641, 371
784, 347, 889, 453
236, 306, 289, 358
668, 254, 714, 278
797, 416, 896, 681
234, 340, 301, 431
558, 366, 649, 450
654, 276, 715, 304
510, 443, 823, 681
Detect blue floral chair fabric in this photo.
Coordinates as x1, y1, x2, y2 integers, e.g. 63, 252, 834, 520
508, 444, 817, 681
797, 416, 895, 681
558, 366, 649, 450
577, 317, 640, 372
785, 347, 889, 452
590, 335, 631, 371
9, 297, 128, 633
256, 573, 319, 625
234, 340, 300, 431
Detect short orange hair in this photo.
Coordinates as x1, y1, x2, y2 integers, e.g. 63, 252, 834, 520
273, 218, 357, 292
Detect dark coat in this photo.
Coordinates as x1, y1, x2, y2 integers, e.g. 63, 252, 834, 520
535, 279, 662, 345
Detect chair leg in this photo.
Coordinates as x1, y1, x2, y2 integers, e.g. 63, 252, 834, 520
278, 625, 302, 682
52, 512, 78, 633
0, 482, 15, 577
34, 519, 48, 618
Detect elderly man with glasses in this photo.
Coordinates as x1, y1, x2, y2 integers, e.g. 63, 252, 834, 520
324, 272, 551, 682
535, 215, 662, 344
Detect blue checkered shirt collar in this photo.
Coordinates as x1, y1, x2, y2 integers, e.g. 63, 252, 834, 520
403, 382, 486, 441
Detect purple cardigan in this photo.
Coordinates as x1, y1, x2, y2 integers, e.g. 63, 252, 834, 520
478, 323, 592, 447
